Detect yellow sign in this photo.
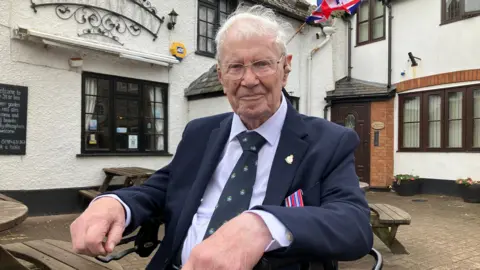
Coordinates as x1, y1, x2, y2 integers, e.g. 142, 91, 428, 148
372, 122, 385, 130
170, 42, 186, 60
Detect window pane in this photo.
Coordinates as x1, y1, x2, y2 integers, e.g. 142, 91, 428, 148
85, 132, 110, 150
207, 39, 215, 53
116, 99, 127, 118
199, 6, 207, 21
95, 98, 109, 132
448, 92, 463, 148
445, 0, 461, 20
359, 1, 369, 21
199, 36, 207, 52
199, 22, 206, 36
372, 17, 384, 39
207, 23, 214, 38
146, 135, 164, 151
220, 13, 227, 26
373, 1, 384, 17
220, 0, 227, 12
465, 0, 480, 12
207, 8, 215, 23
428, 95, 441, 148
116, 82, 127, 92
474, 89, 480, 147
128, 100, 138, 117
358, 22, 369, 43
128, 83, 138, 94
345, 114, 356, 129
97, 79, 109, 97
403, 96, 420, 148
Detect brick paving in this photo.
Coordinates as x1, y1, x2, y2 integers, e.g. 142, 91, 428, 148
1, 191, 480, 269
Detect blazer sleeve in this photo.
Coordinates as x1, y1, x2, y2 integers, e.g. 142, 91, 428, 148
251, 129, 373, 262
104, 122, 191, 235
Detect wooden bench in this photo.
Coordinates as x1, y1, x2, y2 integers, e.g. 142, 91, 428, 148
79, 167, 155, 200
2, 239, 123, 269
369, 203, 411, 254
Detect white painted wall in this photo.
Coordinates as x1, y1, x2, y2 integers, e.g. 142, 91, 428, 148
0, 0, 218, 190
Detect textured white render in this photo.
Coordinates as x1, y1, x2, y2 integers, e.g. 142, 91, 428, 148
0, 1, 348, 190
350, 0, 480, 180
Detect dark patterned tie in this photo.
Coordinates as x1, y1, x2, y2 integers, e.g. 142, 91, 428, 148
203, 131, 267, 239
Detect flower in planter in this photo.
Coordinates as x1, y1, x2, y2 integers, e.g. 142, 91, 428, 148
456, 177, 479, 186
394, 174, 419, 185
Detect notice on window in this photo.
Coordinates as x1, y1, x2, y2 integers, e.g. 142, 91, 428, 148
128, 135, 138, 149
0, 84, 28, 155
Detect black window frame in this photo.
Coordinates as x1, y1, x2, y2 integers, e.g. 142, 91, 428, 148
80, 72, 170, 156
356, 0, 386, 46
441, 0, 480, 25
398, 84, 480, 152
196, 0, 237, 58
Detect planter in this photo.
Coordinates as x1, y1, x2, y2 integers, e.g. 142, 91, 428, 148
458, 184, 480, 203
393, 180, 420, 196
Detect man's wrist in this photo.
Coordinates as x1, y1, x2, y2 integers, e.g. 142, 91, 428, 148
244, 212, 273, 248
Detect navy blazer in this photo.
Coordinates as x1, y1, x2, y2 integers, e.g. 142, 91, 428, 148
110, 100, 373, 270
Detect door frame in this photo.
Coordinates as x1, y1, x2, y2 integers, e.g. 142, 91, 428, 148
330, 102, 371, 184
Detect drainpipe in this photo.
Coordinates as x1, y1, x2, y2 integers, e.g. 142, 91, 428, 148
323, 101, 331, 120
343, 18, 352, 81
387, 0, 393, 88
307, 26, 335, 115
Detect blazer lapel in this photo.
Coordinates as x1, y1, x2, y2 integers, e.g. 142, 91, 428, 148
262, 104, 309, 206
172, 115, 233, 252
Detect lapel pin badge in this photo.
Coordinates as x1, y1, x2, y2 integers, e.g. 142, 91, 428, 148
285, 154, 294, 164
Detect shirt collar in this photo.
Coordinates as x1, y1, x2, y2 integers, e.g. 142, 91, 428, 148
229, 93, 287, 146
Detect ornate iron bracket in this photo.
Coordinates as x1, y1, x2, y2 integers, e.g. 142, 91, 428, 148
30, 0, 165, 45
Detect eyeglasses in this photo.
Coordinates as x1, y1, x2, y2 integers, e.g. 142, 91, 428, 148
221, 56, 284, 80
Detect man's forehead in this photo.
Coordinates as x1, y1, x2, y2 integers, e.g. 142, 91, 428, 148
220, 36, 280, 62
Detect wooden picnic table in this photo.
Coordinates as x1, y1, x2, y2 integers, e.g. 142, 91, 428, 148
2, 239, 123, 269
79, 167, 156, 200
0, 194, 28, 232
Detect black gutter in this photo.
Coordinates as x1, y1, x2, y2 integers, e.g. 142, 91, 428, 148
386, 0, 393, 88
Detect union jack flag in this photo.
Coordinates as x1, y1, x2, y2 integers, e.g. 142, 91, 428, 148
306, 0, 363, 24
285, 189, 304, 207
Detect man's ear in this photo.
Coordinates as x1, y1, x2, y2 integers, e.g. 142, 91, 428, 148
282, 55, 293, 86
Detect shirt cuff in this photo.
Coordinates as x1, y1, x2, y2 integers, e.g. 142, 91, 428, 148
92, 194, 132, 227
246, 210, 293, 252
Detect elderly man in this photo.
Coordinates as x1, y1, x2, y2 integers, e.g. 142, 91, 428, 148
70, 4, 373, 270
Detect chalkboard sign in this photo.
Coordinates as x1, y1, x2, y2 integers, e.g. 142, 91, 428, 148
0, 84, 28, 155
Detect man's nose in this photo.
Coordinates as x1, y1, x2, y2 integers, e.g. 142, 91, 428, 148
240, 67, 259, 87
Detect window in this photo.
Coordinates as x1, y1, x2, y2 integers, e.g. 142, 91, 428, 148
442, 0, 480, 24
197, 0, 237, 57
356, 0, 385, 45
398, 84, 480, 152
81, 72, 168, 155
287, 96, 300, 111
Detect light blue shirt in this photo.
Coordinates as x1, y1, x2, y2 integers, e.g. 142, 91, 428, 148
98, 93, 292, 264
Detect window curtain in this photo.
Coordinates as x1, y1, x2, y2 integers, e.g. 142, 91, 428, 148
84, 78, 97, 131
448, 92, 462, 147
403, 97, 420, 148
474, 89, 480, 147
428, 95, 441, 148
148, 86, 164, 151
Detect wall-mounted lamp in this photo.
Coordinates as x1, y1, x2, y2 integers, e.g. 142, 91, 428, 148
167, 9, 178, 30
408, 52, 421, 67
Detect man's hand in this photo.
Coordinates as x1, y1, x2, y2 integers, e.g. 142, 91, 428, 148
182, 212, 272, 270
70, 197, 126, 257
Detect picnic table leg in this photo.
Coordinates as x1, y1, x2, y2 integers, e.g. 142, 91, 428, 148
372, 225, 409, 255
99, 174, 114, 193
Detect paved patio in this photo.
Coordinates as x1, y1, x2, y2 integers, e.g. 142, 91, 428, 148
1, 191, 480, 269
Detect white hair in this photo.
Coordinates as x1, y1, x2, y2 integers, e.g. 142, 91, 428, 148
215, 4, 293, 61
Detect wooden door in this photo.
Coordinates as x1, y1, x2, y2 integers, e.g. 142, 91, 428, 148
331, 103, 371, 184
